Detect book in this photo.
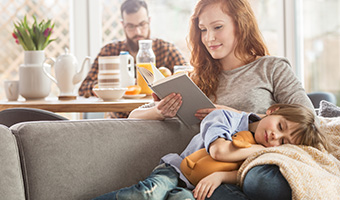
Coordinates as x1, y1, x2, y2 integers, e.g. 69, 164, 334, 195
137, 66, 215, 126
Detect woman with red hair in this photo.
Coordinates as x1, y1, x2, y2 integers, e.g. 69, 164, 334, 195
129, 0, 312, 123
125, 0, 314, 199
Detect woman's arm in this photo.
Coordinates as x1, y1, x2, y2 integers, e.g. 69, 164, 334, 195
128, 93, 182, 120
209, 138, 265, 162
195, 104, 266, 120
272, 59, 314, 111
128, 104, 165, 120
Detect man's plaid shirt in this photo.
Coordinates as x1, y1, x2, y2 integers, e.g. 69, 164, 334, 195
78, 38, 187, 118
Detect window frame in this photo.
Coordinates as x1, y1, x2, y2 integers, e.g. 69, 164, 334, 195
283, 0, 304, 84
72, 0, 102, 73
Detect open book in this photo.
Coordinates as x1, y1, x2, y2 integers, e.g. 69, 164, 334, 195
137, 66, 215, 126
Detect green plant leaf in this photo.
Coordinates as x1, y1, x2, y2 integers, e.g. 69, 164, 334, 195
12, 15, 55, 51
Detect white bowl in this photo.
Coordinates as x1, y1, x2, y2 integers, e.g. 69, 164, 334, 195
93, 87, 127, 101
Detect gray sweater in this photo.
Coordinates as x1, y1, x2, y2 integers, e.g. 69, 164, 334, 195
214, 56, 314, 114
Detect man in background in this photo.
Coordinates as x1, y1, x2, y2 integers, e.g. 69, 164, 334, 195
79, 0, 187, 118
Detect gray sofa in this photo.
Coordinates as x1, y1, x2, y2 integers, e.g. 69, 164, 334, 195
1, 118, 198, 200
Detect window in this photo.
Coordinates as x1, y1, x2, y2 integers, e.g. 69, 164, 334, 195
302, 0, 340, 102
249, 0, 283, 56
102, 0, 125, 44
0, 0, 71, 97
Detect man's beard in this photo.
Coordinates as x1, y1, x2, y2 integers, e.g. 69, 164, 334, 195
126, 30, 151, 52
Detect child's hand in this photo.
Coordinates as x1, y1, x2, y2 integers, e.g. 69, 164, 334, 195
192, 172, 223, 200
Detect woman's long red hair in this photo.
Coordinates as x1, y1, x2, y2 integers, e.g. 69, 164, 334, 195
188, 0, 269, 102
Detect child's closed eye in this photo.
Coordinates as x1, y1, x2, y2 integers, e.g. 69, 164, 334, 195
278, 123, 283, 131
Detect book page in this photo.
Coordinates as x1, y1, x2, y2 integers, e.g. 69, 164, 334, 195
153, 72, 185, 86
150, 63, 165, 83
137, 67, 154, 85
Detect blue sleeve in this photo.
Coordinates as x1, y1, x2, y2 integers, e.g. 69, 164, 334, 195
201, 110, 243, 153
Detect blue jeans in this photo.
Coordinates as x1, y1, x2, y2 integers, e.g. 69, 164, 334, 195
93, 164, 291, 200
92, 164, 194, 200
243, 165, 292, 200
208, 165, 292, 200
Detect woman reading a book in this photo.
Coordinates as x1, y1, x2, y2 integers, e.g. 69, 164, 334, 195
128, 0, 314, 199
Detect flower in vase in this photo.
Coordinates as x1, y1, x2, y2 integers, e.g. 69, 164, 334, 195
12, 15, 55, 51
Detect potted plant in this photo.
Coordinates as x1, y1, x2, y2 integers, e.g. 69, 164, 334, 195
12, 15, 55, 65
12, 15, 55, 100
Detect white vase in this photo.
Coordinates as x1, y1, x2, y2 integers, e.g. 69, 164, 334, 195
24, 50, 46, 65
19, 51, 51, 100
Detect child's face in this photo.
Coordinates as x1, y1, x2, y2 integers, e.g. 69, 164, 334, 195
254, 115, 301, 147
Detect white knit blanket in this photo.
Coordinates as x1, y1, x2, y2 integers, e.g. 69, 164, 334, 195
238, 116, 340, 200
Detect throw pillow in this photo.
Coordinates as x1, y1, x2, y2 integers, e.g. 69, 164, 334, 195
319, 100, 340, 117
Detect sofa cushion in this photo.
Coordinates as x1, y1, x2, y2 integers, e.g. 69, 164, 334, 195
11, 118, 198, 200
0, 124, 25, 200
319, 100, 340, 117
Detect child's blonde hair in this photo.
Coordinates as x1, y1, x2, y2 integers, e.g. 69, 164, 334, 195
268, 104, 332, 152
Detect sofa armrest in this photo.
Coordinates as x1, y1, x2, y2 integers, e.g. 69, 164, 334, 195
0, 124, 25, 200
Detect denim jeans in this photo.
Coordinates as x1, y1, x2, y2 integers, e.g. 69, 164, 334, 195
243, 165, 292, 200
93, 164, 291, 200
92, 164, 194, 200
207, 183, 249, 200
208, 165, 291, 200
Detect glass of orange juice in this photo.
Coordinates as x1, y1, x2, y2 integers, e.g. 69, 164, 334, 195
136, 63, 154, 95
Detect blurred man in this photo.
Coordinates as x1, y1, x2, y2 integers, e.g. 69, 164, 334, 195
79, 0, 187, 117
